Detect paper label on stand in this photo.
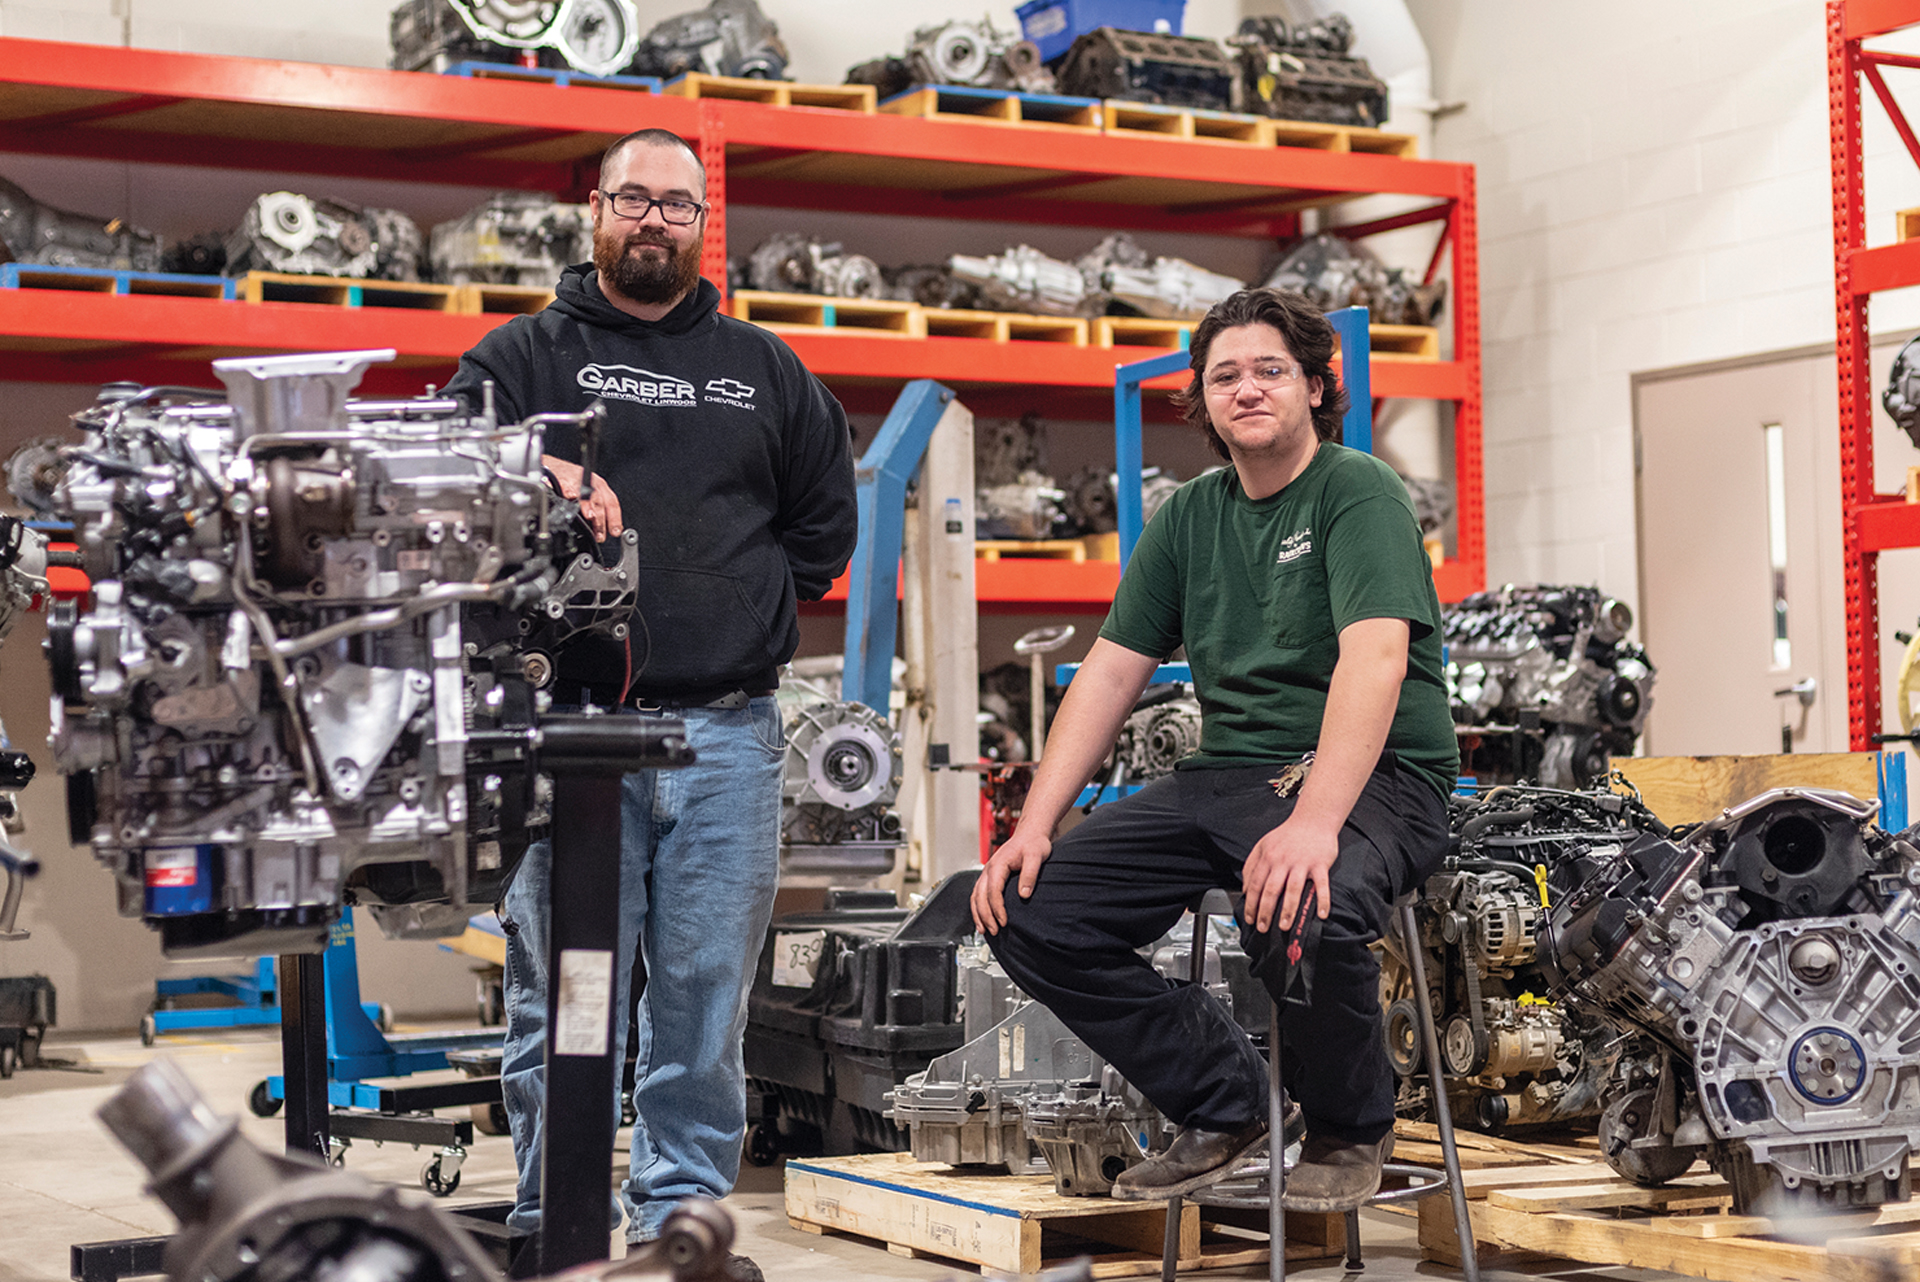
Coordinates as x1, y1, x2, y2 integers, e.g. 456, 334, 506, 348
771, 930, 826, 988
554, 948, 613, 1057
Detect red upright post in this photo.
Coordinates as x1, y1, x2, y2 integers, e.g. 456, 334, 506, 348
1831, 0, 1879, 747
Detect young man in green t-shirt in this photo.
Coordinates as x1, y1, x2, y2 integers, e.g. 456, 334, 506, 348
971, 288, 1457, 1212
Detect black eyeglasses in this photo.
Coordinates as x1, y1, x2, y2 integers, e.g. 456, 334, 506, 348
598, 191, 707, 224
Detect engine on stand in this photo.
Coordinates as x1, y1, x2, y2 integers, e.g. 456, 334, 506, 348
1543, 788, 1920, 1213
1387, 783, 1665, 1133
1445, 584, 1656, 788
45, 349, 648, 957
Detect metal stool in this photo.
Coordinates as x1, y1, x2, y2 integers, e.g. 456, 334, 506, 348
1156, 889, 1478, 1281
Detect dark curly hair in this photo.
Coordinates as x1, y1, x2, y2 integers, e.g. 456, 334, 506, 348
1171, 288, 1350, 460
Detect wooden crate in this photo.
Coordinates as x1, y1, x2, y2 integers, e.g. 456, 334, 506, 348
238, 272, 459, 311
977, 539, 1089, 562
880, 85, 1102, 130
1416, 1156, 1920, 1281
921, 309, 1088, 344
1093, 316, 1193, 350
1266, 118, 1419, 158
0, 262, 232, 298
729, 289, 924, 337
1102, 101, 1268, 144
664, 73, 875, 112
785, 1152, 1342, 1278
453, 283, 554, 315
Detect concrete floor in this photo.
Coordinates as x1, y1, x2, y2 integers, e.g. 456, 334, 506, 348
0, 1024, 1684, 1282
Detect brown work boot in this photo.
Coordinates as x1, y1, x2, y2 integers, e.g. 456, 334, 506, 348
1280, 1132, 1393, 1212
1111, 1119, 1268, 1201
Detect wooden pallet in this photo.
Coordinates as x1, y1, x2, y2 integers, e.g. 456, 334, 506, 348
1365, 323, 1441, 361
728, 289, 924, 337
1899, 206, 1920, 242
1084, 531, 1121, 562
238, 272, 460, 311
1416, 1156, 1920, 1281
665, 73, 875, 112
880, 84, 1103, 130
0, 262, 233, 298
452, 283, 554, 315
785, 1152, 1343, 1278
1265, 118, 1419, 157
1093, 316, 1193, 350
1102, 100, 1270, 144
921, 308, 1088, 344
445, 60, 662, 93
977, 539, 1090, 562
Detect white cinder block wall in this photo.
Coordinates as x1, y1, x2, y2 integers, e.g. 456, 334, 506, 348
1409, 0, 1920, 606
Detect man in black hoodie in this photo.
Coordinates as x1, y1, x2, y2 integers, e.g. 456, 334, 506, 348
445, 128, 857, 1262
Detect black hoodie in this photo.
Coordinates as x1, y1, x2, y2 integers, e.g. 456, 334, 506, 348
445, 266, 857, 698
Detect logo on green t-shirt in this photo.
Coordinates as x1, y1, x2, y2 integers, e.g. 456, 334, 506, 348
1275, 528, 1314, 565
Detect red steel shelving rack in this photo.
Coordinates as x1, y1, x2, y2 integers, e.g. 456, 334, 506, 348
0, 35, 1482, 609
1830, 0, 1920, 744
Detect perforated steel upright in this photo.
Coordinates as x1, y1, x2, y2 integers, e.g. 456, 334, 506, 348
1828, 0, 1920, 746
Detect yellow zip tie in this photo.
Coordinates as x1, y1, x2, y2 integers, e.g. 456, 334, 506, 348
1533, 863, 1551, 908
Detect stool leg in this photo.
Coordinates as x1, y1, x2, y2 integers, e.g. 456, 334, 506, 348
1269, 997, 1285, 1282
1343, 1208, 1362, 1270
1163, 908, 1208, 1282
1161, 1194, 1182, 1282
1399, 903, 1479, 1282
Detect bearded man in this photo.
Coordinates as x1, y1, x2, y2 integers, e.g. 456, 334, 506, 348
445, 128, 857, 1272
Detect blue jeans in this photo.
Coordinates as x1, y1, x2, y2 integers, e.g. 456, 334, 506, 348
499, 697, 785, 1240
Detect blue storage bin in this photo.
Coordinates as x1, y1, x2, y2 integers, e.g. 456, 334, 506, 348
1015, 0, 1186, 64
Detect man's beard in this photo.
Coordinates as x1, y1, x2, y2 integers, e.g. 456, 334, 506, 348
593, 226, 703, 305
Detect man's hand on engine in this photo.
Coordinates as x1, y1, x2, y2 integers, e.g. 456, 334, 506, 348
1241, 815, 1338, 935
971, 829, 1052, 936
544, 454, 623, 541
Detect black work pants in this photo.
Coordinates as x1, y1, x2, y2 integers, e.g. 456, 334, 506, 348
989, 759, 1446, 1144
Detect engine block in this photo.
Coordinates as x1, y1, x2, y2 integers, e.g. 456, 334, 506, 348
1446, 584, 1655, 788
1545, 788, 1920, 1212
47, 349, 640, 956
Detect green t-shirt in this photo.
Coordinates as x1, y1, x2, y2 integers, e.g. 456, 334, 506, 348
1099, 443, 1458, 803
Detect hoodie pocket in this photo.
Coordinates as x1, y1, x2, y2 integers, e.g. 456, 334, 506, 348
633, 564, 781, 685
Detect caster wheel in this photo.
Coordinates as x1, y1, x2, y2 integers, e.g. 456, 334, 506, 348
139, 1014, 156, 1047
376, 1004, 395, 1034
248, 1080, 283, 1118
745, 1122, 780, 1167
470, 1101, 509, 1135
621, 1095, 637, 1128
19, 1031, 40, 1070
421, 1158, 461, 1197
0, 1043, 16, 1079
477, 977, 504, 1027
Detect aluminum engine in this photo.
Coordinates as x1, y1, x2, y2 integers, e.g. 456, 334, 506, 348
1387, 784, 1661, 1133
746, 233, 882, 300
389, 0, 643, 79
1231, 15, 1390, 128
46, 349, 645, 957
429, 191, 590, 288
225, 193, 424, 281
0, 176, 160, 272
777, 675, 903, 879
888, 914, 1265, 1196
1544, 788, 1920, 1212
846, 20, 1053, 99
1446, 585, 1655, 788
